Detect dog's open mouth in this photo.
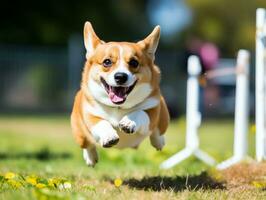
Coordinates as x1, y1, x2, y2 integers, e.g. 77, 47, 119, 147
100, 77, 137, 104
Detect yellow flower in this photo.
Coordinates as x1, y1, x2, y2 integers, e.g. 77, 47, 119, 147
114, 178, 123, 187
36, 183, 46, 189
7, 180, 22, 188
5, 172, 16, 179
26, 177, 37, 185
48, 178, 61, 187
252, 181, 266, 188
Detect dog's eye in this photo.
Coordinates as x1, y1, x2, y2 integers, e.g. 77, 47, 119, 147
129, 59, 139, 68
102, 59, 112, 68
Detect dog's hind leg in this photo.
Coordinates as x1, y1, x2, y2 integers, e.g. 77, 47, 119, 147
150, 128, 165, 151
72, 115, 98, 166
71, 91, 98, 167
148, 96, 169, 151
71, 112, 99, 166
83, 146, 98, 167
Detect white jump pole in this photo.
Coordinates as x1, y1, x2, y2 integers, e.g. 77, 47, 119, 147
217, 50, 250, 170
160, 55, 216, 169
256, 8, 266, 162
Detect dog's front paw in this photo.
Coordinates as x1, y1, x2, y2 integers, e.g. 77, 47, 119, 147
91, 120, 120, 148
99, 134, 119, 148
118, 116, 137, 134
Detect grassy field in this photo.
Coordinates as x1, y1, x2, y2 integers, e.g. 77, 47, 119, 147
0, 115, 265, 200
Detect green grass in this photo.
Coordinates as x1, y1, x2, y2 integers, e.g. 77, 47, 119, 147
0, 115, 264, 200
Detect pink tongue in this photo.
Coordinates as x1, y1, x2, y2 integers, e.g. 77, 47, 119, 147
108, 91, 125, 103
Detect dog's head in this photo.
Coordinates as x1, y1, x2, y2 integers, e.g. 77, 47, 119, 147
82, 22, 160, 109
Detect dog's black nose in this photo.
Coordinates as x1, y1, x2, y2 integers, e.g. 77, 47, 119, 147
114, 72, 128, 84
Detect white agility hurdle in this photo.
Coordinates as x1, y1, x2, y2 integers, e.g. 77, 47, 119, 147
160, 50, 250, 170
160, 56, 216, 169
256, 8, 266, 162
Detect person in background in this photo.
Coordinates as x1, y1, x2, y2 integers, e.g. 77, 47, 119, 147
184, 38, 220, 114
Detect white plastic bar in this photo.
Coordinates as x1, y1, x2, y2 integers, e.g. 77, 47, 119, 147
217, 50, 250, 170
256, 8, 266, 161
185, 55, 202, 150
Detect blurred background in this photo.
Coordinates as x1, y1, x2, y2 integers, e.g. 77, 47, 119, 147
1, 0, 266, 118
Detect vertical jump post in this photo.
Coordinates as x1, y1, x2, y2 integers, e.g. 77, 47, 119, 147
217, 50, 250, 170
160, 55, 216, 169
256, 8, 266, 162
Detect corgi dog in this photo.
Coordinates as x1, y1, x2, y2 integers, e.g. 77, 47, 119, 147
71, 22, 170, 166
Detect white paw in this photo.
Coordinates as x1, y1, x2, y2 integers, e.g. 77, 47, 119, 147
83, 148, 98, 167
99, 134, 120, 148
150, 133, 165, 151
118, 116, 138, 134
91, 120, 120, 148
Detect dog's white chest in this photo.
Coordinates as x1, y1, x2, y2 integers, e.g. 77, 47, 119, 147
83, 97, 159, 148
84, 97, 159, 127
83, 101, 126, 126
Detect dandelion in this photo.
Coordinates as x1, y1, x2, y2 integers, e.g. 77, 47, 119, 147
252, 181, 266, 188
7, 179, 22, 188
36, 183, 46, 189
26, 176, 37, 186
48, 178, 60, 188
5, 172, 16, 179
114, 178, 123, 187
1, 172, 72, 191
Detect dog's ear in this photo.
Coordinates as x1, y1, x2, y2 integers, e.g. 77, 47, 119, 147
137, 26, 160, 58
84, 22, 102, 59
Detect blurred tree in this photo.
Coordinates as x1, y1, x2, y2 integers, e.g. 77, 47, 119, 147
185, 0, 266, 56
0, 0, 149, 45
0, 0, 265, 55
